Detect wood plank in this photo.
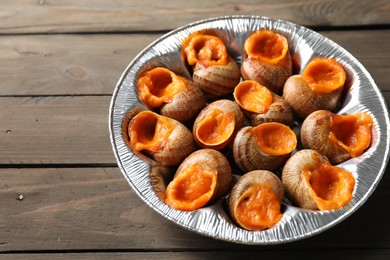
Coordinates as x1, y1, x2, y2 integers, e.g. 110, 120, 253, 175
1, 91, 389, 166
0, 0, 388, 34
381, 91, 390, 108
322, 30, 390, 92
1, 250, 390, 260
0, 96, 115, 164
0, 34, 160, 96
0, 167, 389, 251
0, 30, 389, 96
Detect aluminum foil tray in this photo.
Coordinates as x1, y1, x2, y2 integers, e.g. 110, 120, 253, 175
109, 16, 390, 244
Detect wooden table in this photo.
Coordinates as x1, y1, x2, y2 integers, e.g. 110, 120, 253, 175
1, 1, 389, 259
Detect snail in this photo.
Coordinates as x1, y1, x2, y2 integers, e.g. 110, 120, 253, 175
193, 99, 244, 150
136, 67, 206, 123
228, 170, 284, 231
282, 149, 355, 210
301, 110, 373, 164
181, 31, 241, 99
126, 110, 194, 166
233, 80, 294, 126
283, 57, 346, 119
165, 149, 232, 211
233, 122, 297, 172
241, 29, 292, 95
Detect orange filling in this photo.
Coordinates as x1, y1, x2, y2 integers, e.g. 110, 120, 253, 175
183, 32, 228, 66
136, 67, 186, 108
301, 58, 346, 94
233, 80, 273, 114
165, 164, 217, 211
244, 29, 289, 64
128, 111, 174, 152
235, 184, 283, 230
330, 112, 373, 157
196, 108, 235, 148
304, 163, 355, 210
252, 123, 297, 156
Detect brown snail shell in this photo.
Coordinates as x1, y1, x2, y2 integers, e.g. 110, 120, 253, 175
127, 111, 194, 166
160, 78, 206, 122
193, 99, 244, 150
283, 75, 343, 119
181, 31, 241, 99
241, 29, 292, 95
228, 170, 284, 230
136, 67, 206, 123
301, 110, 373, 165
193, 56, 241, 99
233, 123, 297, 172
165, 149, 232, 211
282, 149, 355, 210
283, 57, 346, 119
233, 80, 294, 126
251, 94, 294, 126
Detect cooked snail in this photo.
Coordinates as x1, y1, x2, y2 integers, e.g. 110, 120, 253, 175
193, 99, 244, 150
241, 29, 292, 94
136, 67, 206, 122
127, 110, 194, 166
283, 57, 346, 119
233, 122, 297, 172
282, 149, 355, 210
233, 80, 294, 126
301, 110, 373, 164
165, 149, 232, 211
181, 31, 241, 99
229, 170, 284, 230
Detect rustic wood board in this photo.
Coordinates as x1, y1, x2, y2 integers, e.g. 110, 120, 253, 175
0, 34, 159, 96
0, 92, 389, 165
1, 0, 388, 258
0, 167, 389, 251
0, 30, 388, 96
0, 0, 388, 34
0, 96, 115, 165
1, 250, 390, 260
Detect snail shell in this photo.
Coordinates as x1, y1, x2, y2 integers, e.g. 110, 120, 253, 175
165, 149, 232, 211
241, 29, 292, 95
127, 111, 194, 166
282, 149, 355, 210
283, 75, 343, 119
181, 31, 241, 99
136, 67, 206, 123
193, 99, 244, 150
193, 56, 241, 98
228, 170, 284, 230
301, 110, 373, 164
233, 80, 294, 126
283, 57, 346, 119
233, 123, 297, 172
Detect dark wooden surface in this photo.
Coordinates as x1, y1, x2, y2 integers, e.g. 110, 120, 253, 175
0, 1, 389, 259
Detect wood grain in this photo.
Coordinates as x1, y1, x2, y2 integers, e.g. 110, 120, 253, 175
0, 96, 115, 165
0, 167, 389, 251
0, 92, 389, 165
0, 0, 389, 34
1, 0, 389, 257
0, 34, 160, 96
1, 251, 390, 260
0, 30, 388, 96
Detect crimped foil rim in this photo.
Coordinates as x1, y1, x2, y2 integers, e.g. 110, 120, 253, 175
109, 15, 390, 244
